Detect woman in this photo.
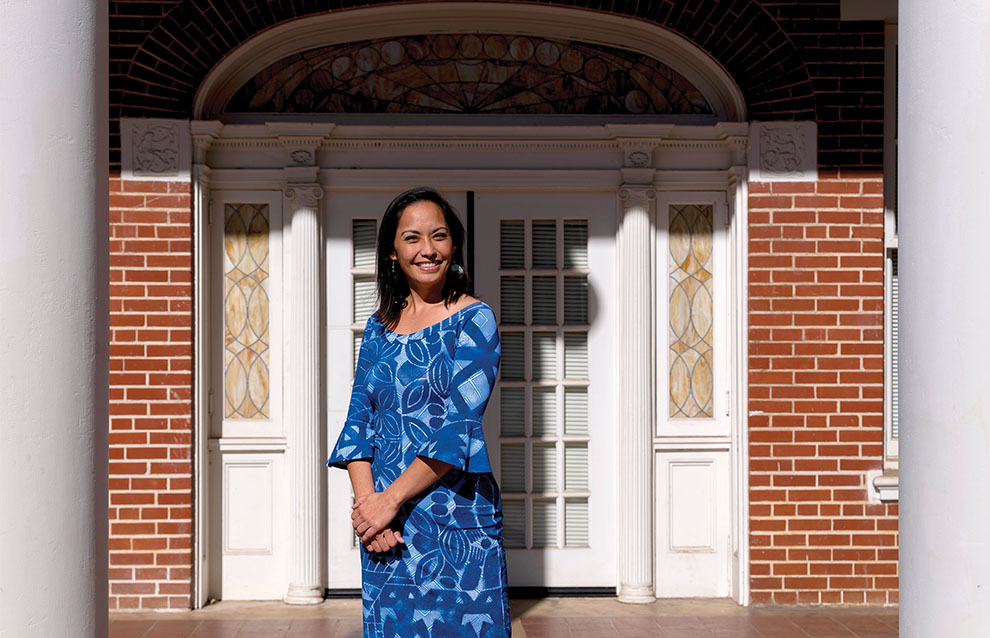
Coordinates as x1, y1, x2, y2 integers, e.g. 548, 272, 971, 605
327, 187, 511, 638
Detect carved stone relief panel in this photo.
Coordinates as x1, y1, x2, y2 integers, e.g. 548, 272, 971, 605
747, 121, 817, 182
121, 117, 190, 180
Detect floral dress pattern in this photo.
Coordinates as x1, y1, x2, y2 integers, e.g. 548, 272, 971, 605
328, 302, 511, 638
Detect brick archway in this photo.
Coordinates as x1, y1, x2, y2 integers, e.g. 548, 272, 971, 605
112, 0, 817, 165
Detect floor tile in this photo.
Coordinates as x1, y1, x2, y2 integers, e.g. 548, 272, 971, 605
107, 597, 899, 638
189, 619, 244, 637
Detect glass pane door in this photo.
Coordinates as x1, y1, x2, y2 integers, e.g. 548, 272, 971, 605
474, 190, 615, 588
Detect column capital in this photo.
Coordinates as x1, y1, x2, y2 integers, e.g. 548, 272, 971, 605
190, 120, 223, 165
618, 187, 657, 204
283, 184, 325, 208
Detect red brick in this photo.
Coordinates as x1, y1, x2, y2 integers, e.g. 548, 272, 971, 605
817, 181, 861, 194
794, 196, 838, 208
750, 195, 793, 208
831, 577, 871, 589
109, 552, 155, 566
784, 576, 827, 589
773, 210, 816, 223
839, 196, 884, 208
771, 240, 817, 253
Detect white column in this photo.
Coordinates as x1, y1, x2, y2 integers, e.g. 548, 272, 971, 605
283, 184, 326, 605
900, 2, 990, 634
0, 1, 109, 635
616, 187, 656, 603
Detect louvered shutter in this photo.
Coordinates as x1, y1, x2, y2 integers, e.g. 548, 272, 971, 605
352, 219, 377, 268
500, 388, 525, 437
532, 501, 557, 547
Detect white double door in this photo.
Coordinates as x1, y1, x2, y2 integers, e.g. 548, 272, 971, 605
325, 189, 616, 590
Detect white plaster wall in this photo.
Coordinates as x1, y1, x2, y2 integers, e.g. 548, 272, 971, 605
0, 1, 109, 634
900, 0, 990, 633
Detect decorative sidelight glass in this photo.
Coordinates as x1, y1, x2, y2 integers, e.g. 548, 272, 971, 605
668, 204, 715, 419
224, 204, 271, 419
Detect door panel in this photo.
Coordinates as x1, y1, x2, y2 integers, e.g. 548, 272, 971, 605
654, 192, 731, 597
474, 191, 615, 588
208, 191, 287, 600
655, 451, 730, 597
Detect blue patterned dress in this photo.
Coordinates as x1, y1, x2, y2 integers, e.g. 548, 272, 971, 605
328, 302, 511, 638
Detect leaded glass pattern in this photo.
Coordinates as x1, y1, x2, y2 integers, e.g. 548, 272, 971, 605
224, 204, 270, 419
668, 204, 714, 418
498, 218, 591, 549
226, 34, 713, 115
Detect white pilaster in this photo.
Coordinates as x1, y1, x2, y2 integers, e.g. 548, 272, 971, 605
900, 1, 990, 633
0, 0, 109, 634
191, 120, 223, 609
616, 185, 657, 603
283, 183, 326, 605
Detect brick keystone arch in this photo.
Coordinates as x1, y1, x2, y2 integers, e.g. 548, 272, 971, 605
119, 0, 814, 121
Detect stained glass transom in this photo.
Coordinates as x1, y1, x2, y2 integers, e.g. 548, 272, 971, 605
224, 204, 271, 419
226, 34, 713, 115
668, 204, 714, 419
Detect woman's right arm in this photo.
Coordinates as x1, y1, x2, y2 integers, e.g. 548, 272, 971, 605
348, 460, 405, 553
346, 460, 375, 499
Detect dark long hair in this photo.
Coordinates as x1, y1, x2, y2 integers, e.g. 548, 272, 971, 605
376, 187, 470, 330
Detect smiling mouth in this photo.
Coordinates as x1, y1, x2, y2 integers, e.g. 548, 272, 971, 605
413, 261, 443, 272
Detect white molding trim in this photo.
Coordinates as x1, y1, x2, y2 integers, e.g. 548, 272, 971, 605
192, 164, 211, 609
728, 165, 750, 605
193, 3, 746, 121
207, 437, 289, 452
871, 470, 899, 503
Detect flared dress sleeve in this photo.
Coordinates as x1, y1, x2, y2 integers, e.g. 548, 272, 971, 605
327, 318, 377, 469
417, 304, 500, 473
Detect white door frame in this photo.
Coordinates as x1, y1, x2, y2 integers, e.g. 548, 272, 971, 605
190, 121, 751, 606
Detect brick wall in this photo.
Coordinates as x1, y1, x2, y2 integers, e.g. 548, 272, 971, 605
108, 177, 193, 610
747, 173, 898, 605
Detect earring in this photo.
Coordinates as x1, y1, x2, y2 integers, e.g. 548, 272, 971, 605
450, 263, 464, 275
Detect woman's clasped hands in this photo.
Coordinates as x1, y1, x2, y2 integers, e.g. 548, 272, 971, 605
352, 491, 405, 553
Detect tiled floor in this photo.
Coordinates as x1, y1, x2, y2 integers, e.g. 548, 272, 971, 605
109, 598, 898, 637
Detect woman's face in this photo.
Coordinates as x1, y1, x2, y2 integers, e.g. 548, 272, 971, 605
391, 200, 454, 292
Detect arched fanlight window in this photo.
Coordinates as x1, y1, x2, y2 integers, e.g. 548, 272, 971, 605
224, 34, 714, 116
